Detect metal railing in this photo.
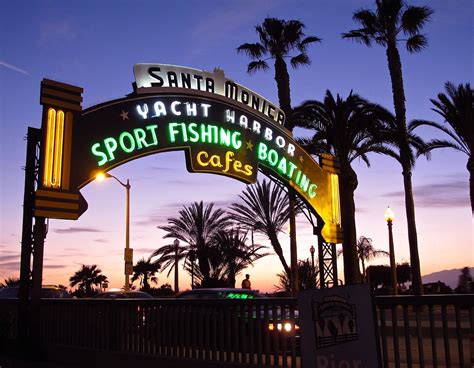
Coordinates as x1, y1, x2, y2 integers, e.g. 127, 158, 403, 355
1, 294, 473, 367
375, 294, 473, 368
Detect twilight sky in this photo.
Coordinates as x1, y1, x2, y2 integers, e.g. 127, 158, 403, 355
0, 0, 472, 292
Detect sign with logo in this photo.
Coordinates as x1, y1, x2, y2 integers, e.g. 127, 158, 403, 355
35, 64, 343, 243
298, 284, 380, 367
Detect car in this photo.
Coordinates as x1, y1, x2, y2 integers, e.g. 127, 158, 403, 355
176, 288, 266, 300
93, 290, 153, 299
0, 285, 71, 299
176, 288, 299, 338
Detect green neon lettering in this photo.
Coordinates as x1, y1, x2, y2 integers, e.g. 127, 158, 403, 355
308, 183, 318, 198
288, 161, 297, 178
277, 157, 287, 175
295, 170, 301, 185
145, 125, 158, 146
133, 128, 148, 149
231, 131, 242, 150
299, 174, 310, 192
91, 143, 108, 166
103, 137, 118, 161
168, 122, 181, 143
188, 123, 199, 142
258, 143, 268, 160
268, 149, 278, 166
220, 129, 231, 146
119, 132, 135, 153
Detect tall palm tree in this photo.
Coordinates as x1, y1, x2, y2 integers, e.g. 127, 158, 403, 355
343, 0, 433, 295
237, 18, 321, 293
154, 201, 231, 285
294, 91, 392, 284
131, 258, 160, 291
69, 264, 108, 296
230, 179, 292, 276
212, 228, 269, 287
411, 82, 473, 212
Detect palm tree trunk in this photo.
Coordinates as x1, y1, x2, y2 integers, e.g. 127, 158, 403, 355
386, 40, 423, 295
274, 56, 298, 294
269, 232, 291, 276
402, 168, 423, 295
468, 156, 474, 213
339, 165, 362, 284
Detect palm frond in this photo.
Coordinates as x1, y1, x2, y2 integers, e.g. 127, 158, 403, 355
236, 42, 266, 59
247, 60, 269, 74
401, 5, 433, 36
405, 34, 428, 53
290, 53, 310, 68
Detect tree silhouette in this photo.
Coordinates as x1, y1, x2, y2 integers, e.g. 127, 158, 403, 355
294, 91, 392, 283
131, 258, 160, 291
69, 265, 108, 297
343, 0, 433, 295
411, 82, 473, 212
238, 18, 321, 293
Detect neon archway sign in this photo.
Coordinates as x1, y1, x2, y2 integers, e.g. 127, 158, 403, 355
34, 64, 342, 243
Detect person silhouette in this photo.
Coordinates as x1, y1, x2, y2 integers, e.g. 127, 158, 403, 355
241, 274, 251, 289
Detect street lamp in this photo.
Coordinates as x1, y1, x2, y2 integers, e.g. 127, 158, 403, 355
384, 206, 397, 295
174, 239, 180, 293
96, 172, 132, 291
310, 245, 315, 269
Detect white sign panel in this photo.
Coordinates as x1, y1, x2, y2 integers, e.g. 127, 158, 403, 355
134, 63, 286, 126
298, 284, 380, 368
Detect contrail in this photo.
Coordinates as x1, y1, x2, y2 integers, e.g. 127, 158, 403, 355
0, 61, 29, 76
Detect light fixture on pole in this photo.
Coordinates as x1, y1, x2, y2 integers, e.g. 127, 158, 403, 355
384, 206, 397, 295
310, 245, 315, 269
96, 172, 132, 291
174, 239, 180, 293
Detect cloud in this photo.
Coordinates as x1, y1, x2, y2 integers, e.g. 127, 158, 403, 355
0, 255, 19, 262
0, 261, 20, 270
149, 166, 174, 172
93, 238, 109, 243
381, 178, 469, 208
44, 265, 67, 269
0, 61, 29, 75
53, 227, 103, 234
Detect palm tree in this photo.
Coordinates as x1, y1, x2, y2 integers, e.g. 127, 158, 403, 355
276, 259, 318, 292
411, 82, 473, 212
337, 236, 390, 280
237, 18, 321, 293
211, 228, 269, 287
2, 277, 20, 287
343, 0, 433, 295
131, 258, 160, 291
154, 201, 231, 286
230, 179, 292, 276
69, 264, 108, 296
294, 91, 392, 284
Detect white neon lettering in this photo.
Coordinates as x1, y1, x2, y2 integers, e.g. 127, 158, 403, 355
225, 109, 235, 124
153, 101, 167, 117
171, 101, 181, 116
136, 104, 149, 119
201, 103, 211, 117
186, 102, 197, 116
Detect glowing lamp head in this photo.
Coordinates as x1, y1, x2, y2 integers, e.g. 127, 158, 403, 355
96, 172, 111, 182
384, 206, 394, 222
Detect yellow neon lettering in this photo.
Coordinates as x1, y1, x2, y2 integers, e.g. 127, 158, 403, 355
43, 108, 56, 187
196, 151, 209, 166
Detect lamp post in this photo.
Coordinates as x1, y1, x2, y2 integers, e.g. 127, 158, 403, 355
310, 245, 315, 269
384, 206, 397, 295
174, 239, 180, 293
96, 172, 132, 291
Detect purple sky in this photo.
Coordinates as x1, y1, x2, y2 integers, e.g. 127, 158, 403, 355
1, 0, 472, 292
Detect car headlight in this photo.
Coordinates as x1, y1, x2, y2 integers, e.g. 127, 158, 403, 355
283, 322, 292, 332
268, 323, 274, 331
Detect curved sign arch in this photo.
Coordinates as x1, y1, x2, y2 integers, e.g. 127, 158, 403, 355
34, 64, 342, 243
